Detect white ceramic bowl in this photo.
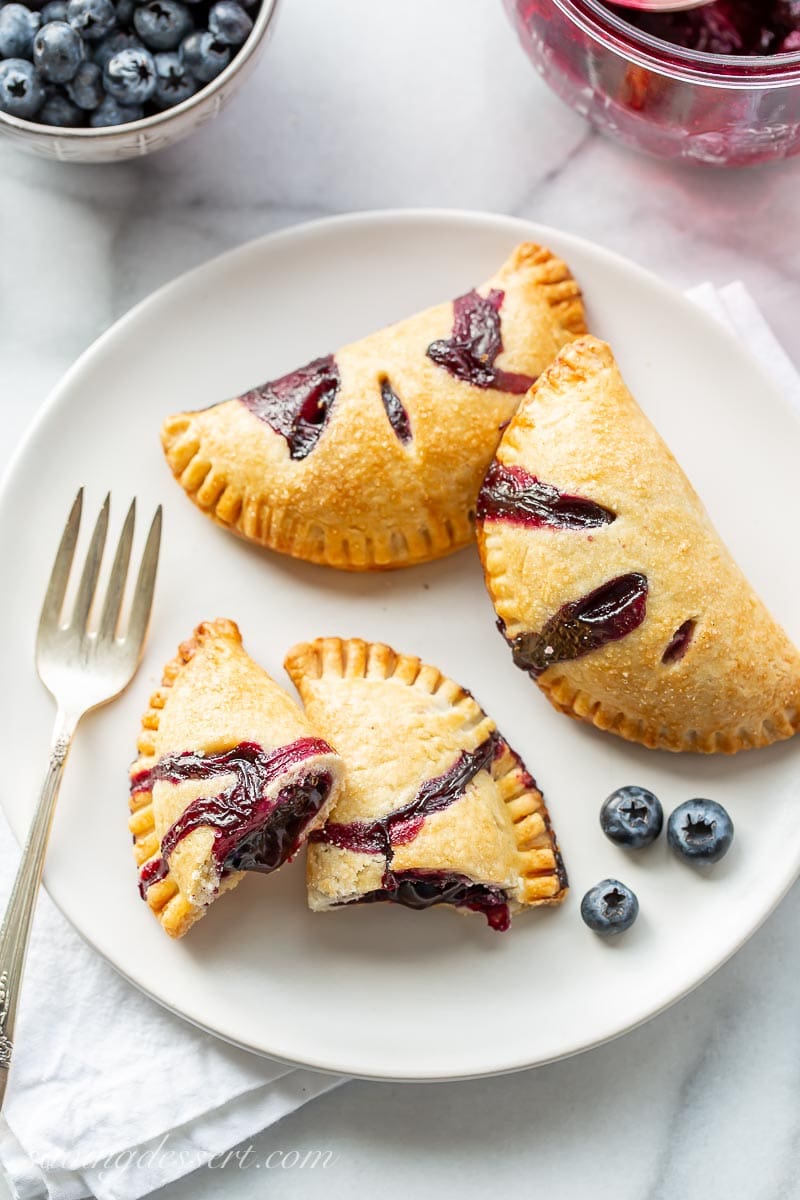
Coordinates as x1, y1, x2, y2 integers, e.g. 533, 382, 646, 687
0, 0, 279, 162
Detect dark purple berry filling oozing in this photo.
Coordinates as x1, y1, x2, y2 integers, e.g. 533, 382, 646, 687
312, 734, 499, 857
662, 619, 696, 664
131, 738, 333, 896
240, 355, 340, 460
356, 870, 511, 932
477, 462, 616, 530
223, 775, 331, 873
380, 378, 412, 444
507, 573, 648, 677
313, 734, 516, 930
427, 289, 537, 395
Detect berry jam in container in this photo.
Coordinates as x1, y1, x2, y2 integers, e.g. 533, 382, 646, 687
504, 0, 800, 165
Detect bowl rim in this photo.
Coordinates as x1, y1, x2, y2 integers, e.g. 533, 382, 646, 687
0, 0, 279, 141
541, 0, 800, 86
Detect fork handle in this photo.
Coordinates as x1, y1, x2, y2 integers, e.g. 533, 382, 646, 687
0, 709, 78, 1110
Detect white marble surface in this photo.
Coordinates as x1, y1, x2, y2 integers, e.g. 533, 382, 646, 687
1, 0, 800, 1197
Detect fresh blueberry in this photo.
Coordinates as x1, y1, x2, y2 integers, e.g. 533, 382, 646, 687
667, 799, 734, 867
0, 56, 44, 116
103, 43, 154, 101
133, 0, 191, 49
92, 28, 139, 68
113, 0, 134, 23
600, 785, 663, 850
207, 0, 251, 44
33, 20, 84, 82
180, 28, 228, 81
38, 88, 83, 122
0, 4, 41, 58
66, 56, 102, 105
151, 48, 194, 106
66, 0, 116, 40
41, 0, 68, 20
88, 90, 139, 122
580, 879, 639, 937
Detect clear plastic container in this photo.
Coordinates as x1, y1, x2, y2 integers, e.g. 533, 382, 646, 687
504, 0, 800, 165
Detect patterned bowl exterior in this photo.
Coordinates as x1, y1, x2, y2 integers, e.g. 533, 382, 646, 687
0, 0, 279, 163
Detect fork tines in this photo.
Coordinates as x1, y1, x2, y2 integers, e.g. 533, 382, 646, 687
38, 489, 162, 650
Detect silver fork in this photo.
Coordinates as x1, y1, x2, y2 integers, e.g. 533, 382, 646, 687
0, 490, 162, 1109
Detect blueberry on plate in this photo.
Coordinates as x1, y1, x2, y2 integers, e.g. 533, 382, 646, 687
600, 785, 663, 849
208, 0, 252, 45
66, 57, 103, 107
580, 879, 639, 937
0, 56, 44, 117
0, 4, 41, 60
667, 799, 734, 867
33, 20, 85, 82
88, 91, 140, 123
180, 28, 229, 81
133, 0, 192, 51
39, 89, 84, 124
103, 44, 155, 102
66, 0, 117, 41
152, 49, 194, 106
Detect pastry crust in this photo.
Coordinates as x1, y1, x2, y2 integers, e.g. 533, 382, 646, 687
477, 336, 800, 753
161, 243, 585, 571
130, 619, 344, 937
284, 637, 567, 922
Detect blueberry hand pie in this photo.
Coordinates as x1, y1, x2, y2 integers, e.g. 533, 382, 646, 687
284, 638, 567, 930
161, 243, 585, 571
129, 619, 344, 938
477, 336, 800, 753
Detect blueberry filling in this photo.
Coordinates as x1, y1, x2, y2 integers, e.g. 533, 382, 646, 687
312, 733, 500, 857
240, 354, 341, 460
477, 462, 616, 530
662, 619, 695, 664
606, 1, 800, 56
505, 572, 648, 677
313, 733, 515, 929
223, 775, 330, 873
426, 289, 537, 395
131, 737, 333, 896
380, 378, 412, 444
355, 870, 511, 932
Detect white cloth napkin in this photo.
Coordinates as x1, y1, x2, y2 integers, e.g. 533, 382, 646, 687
0, 282, 797, 1200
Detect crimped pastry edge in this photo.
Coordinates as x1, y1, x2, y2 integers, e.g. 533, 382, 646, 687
129, 618, 244, 939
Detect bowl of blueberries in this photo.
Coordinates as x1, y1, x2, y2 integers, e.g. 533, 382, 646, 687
505, 0, 800, 166
0, 0, 278, 159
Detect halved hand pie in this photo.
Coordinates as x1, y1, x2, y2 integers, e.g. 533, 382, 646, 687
129, 619, 344, 938
284, 637, 567, 930
477, 336, 800, 753
161, 243, 585, 571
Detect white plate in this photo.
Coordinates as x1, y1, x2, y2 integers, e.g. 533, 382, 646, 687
2, 210, 799, 1082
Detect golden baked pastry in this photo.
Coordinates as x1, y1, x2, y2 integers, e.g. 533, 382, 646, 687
161, 243, 585, 571
476, 336, 800, 753
284, 637, 567, 930
129, 619, 344, 938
